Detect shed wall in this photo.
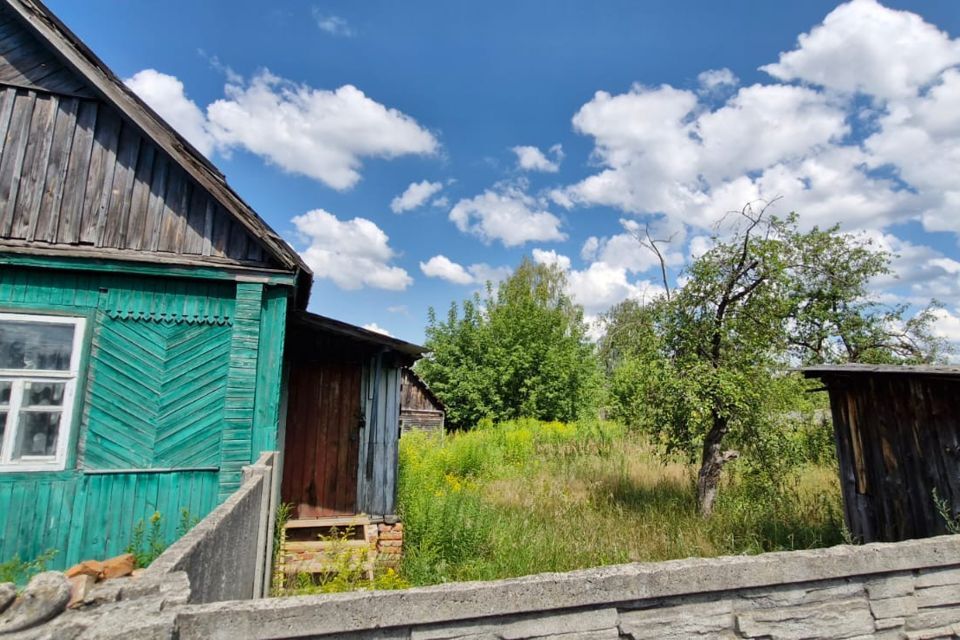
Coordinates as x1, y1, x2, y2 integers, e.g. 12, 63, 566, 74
824, 373, 960, 542
357, 354, 401, 516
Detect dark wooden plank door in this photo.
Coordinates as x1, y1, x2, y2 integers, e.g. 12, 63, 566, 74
281, 360, 362, 518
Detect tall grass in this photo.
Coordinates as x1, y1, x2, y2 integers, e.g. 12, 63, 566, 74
397, 419, 843, 586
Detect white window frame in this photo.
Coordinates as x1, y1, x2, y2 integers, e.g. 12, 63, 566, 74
0, 312, 85, 472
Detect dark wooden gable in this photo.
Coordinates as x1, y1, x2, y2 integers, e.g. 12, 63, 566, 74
0, 2, 297, 270
0, 5, 92, 98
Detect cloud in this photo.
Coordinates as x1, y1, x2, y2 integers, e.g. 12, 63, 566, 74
557, 0, 960, 246
420, 255, 474, 285
530, 248, 571, 271
292, 208, 412, 290
207, 71, 438, 190
419, 254, 510, 286
128, 68, 438, 191
931, 307, 960, 343
530, 250, 665, 316
125, 69, 215, 155
449, 181, 567, 247
512, 144, 563, 172
312, 10, 354, 37
698, 68, 739, 92
391, 180, 444, 213
362, 322, 391, 336
760, 0, 960, 101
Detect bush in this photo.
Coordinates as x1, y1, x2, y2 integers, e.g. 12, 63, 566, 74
0, 549, 57, 586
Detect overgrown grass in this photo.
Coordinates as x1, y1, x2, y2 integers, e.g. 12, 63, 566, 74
397, 418, 844, 586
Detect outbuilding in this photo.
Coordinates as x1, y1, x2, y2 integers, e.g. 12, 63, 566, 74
804, 364, 960, 543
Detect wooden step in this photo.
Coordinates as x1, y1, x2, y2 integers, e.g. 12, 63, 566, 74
284, 540, 373, 553
284, 515, 372, 529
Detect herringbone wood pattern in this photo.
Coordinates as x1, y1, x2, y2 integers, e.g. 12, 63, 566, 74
82, 317, 232, 469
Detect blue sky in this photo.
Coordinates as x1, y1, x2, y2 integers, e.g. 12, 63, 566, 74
47, 0, 960, 345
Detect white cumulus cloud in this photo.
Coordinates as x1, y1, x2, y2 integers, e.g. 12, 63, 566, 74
127, 68, 439, 191
449, 181, 566, 247
207, 72, 438, 190
292, 208, 412, 291
760, 0, 960, 101
420, 254, 510, 287
391, 180, 443, 213
512, 144, 563, 172
125, 69, 215, 156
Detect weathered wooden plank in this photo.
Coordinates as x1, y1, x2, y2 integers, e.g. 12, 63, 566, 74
18, 92, 58, 240
126, 142, 155, 250
210, 205, 231, 257
0, 88, 35, 236
36, 96, 78, 242
182, 184, 207, 255
80, 107, 120, 244
101, 123, 140, 248
157, 169, 185, 252
57, 99, 96, 243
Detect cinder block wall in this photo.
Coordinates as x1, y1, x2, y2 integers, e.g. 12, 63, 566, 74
175, 535, 960, 639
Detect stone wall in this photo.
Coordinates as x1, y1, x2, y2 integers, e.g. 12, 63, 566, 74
175, 534, 960, 640
12, 509, 960, 638
144, 452, 278, 604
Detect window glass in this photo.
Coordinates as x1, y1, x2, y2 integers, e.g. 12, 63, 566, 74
22, 382, 65, 407
12, 411, 61, 458
0, 321, 75, 371
0, 381, 8, 460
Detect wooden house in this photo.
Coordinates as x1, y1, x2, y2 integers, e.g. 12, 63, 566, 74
804, 364, 960, 543
0, 0, 421, 570
399, 368, 445, 433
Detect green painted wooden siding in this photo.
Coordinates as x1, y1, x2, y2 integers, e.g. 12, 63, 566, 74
0, 264, 290, 568
0, 470, 218, 568
81, 318, 232, 469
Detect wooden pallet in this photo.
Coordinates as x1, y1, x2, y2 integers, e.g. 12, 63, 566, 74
278, 515, 379, 581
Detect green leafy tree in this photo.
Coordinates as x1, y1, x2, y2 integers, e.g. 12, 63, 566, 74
418, 259, 601, 429
603, 203, 948, 517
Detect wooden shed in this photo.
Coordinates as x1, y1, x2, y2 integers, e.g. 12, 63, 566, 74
804, 364, 960, 543
399, 368, 445, 433
281, 313, 424, 520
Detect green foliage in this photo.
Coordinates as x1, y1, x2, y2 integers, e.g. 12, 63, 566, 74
601, 206, 945, 516
126, 509, 199, 568
0, 549, 57, 586
397, 420, 843, 586
933, 488, 960, 535
417, 259, 602, 429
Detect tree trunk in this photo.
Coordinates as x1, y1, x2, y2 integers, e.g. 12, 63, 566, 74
696, 415, 739, 518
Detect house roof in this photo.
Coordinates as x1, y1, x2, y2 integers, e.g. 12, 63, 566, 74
292, 311, 428, 358
803, 363, 960, 379
402, 367, 445, 411
4, 0, 312, 301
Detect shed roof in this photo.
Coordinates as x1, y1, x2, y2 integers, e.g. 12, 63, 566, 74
292, 311, 427, 358
4, 0, 311, 295
402, 367, 445, 411
803, 363, 960, 379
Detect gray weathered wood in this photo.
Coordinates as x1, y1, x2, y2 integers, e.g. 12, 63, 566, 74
0, 88, 35, 236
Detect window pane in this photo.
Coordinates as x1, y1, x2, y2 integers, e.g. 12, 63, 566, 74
0, 381, 9, 405
22, 382, 65, 407
12, 411, 60, 458
0, 321, 75, 371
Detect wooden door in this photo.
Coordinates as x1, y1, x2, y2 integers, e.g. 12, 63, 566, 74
281, 360, 363, 518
